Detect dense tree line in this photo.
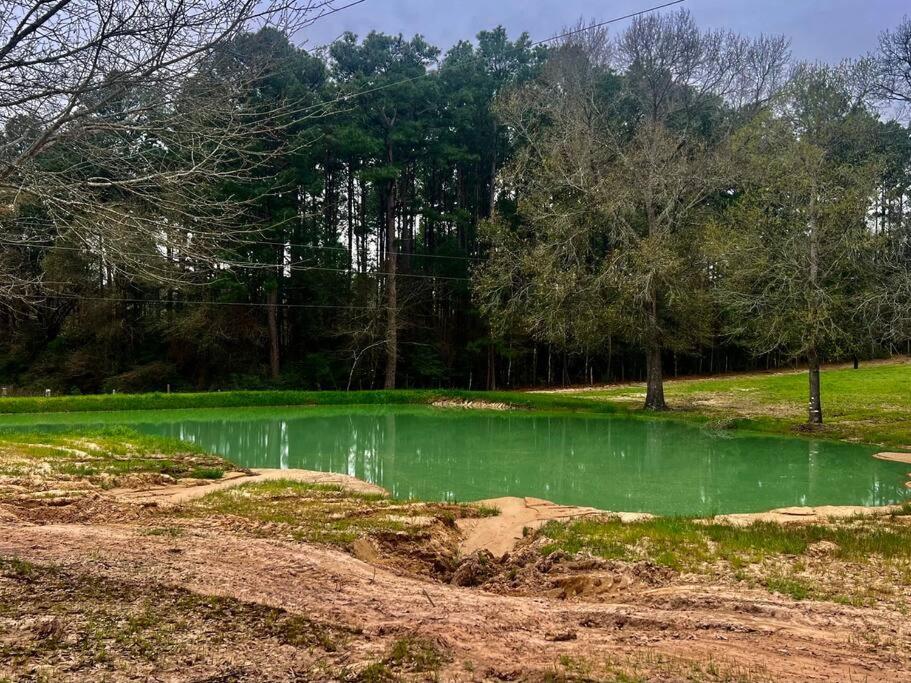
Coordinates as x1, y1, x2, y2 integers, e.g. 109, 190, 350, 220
1, 8, 910, 421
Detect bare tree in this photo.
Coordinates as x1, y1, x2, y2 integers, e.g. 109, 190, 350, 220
875, 16, 911, 107
0, 0, 342, 303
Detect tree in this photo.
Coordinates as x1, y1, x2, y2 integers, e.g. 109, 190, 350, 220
712, 64, 882, 424
0, 0, 340, 306
330, 32, 440, 389
476, 10, 788, 409
870, 19, 911, 353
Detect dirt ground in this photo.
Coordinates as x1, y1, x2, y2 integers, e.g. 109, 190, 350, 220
2, 469, 911, 683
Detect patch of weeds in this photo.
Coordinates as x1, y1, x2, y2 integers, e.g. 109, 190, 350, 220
385, 635, 445, 674
832, 593, 869, 607
764, 575, 811, 600
189, 467, 224, 480
0, 557, 40, 582
269, 614, 342, 652
139, 526, 184, 538
357, 662, 397, 682
891, 501, 911, 517
184, 480, 474, 549
541, 516, 911, 569
0, 428, 234, 488
472, 504, 500, 518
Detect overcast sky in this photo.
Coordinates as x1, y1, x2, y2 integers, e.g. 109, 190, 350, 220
302, 0, 909, 63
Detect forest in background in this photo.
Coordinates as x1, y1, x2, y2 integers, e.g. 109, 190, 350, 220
1, 8, 910, 398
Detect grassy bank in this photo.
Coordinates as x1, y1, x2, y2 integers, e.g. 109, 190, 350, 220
0, 427, 234, 514
182, 479, 496, 546
572, 359, 911, 449
0, 388, 618, 416
2, 361, 909, 450
538, 508, 911, 605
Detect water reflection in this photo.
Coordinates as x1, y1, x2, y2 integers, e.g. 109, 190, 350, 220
135, 408, 909, 516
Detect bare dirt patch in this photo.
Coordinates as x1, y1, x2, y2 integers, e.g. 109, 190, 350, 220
458, 496, 651, 556
3, 521, 911, 681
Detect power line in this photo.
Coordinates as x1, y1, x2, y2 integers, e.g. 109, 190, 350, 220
530, 0, 687, 46
3, 225, 483, 263
310, 0, 369, 22
27, 242, 474, 282
230, 237, 482, 262
46, 293, 401, 312
299, 0, 687, 115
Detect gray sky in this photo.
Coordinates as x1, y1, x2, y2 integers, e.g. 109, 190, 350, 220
302, 0, 909, 63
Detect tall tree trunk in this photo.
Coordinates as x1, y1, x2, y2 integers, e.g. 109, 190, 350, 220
486, 342, 496, 390
383, 169, 398, 389
807, 346, 823, 424
644, 344, 666, 410
347, 162, 354, 274
643, 183, 667, 410
487, 121, 498, 219
267, 287, 280, 380
807, 188, 822, 424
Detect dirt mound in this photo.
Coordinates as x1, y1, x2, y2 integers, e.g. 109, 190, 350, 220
452, 539, 675, 600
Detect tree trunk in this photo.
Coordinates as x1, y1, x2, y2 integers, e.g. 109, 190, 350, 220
644, 345, 667, 411
486, 343, 496, 390
383, 171, 397, 390
807, 187, 822, 424
267, 287, 280, 380
807, 347, 823, 424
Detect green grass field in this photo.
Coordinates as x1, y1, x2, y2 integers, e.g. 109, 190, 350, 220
572, 359, 911, 449
1, 359, 908, 449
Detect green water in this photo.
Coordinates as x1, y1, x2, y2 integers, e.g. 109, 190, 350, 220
2, 405, 907, 515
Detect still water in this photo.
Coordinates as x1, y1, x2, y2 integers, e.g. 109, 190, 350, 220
4, 405, 908, 515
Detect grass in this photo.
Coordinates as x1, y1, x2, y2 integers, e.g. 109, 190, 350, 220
540, 515, 911, 567
575, 359, 911, 449
538, 512, 911, 604
0, 426, 233, 485
358, 636, 446, 681
2, 362, 909, 451
182, 479, 495, 546
0, 388, 621, 416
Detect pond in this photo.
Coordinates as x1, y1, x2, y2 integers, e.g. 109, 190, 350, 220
2, 405, 908, 515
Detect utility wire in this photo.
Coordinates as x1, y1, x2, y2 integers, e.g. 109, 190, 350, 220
299, 0, 687, 114
47, 293, 406, 312
530, 0, 686, 46
30, 242, 473, 282
3, 222, 483, 263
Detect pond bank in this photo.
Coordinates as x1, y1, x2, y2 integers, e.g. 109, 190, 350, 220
105, 466, 911, 554
4, 448, 911, 681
